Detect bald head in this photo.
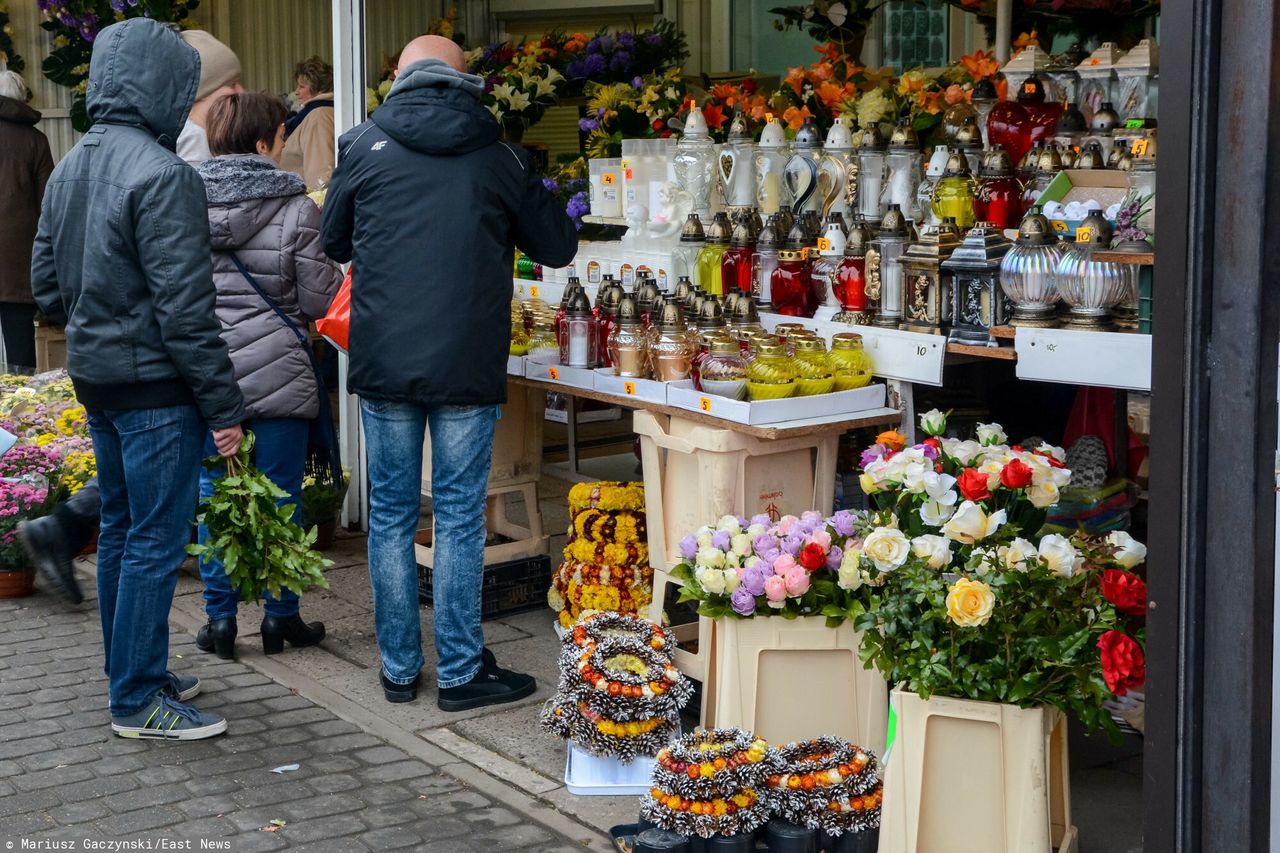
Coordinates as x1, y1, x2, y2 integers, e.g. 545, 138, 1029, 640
399, 35, 466, 74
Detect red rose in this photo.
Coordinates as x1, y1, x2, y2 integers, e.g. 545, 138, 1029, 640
1034, 449, 1066, 469
923, 436, 941, 451
799, 543, 827, 572
999, 459, 1033, 490
1101, 569, 1147, 617
1098, 630, 1145, 695
957, 467, 992, 502
652, 119, 665, 132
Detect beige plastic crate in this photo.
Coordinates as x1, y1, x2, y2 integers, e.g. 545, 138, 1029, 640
880, 689, 1078, 853
422, 382, 544, 491
710, 616, 887, 756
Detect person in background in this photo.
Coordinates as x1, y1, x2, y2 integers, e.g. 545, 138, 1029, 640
321, 35, 575, 710
194, 92, 342, 659
0, 71, 54, 370
280, 56, 335, 190
19, 478, 98, 605
176, 30, 243, 166
31, 18, 245, 740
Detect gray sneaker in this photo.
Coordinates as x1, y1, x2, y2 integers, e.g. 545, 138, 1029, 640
163, 671, 200, 702
111, 694, 226, 740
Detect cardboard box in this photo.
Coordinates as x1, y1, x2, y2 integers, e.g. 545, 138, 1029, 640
524, 355, 596, 389
1035, 169, 1129, 238
592, 369, 669, 405
665, 380, 886, 425
506, 355, 525, 377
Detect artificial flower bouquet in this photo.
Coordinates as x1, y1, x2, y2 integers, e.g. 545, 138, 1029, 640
852, 410, 1149, 731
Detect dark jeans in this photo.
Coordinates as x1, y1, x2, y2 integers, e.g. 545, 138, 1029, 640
87, 405, 205, 717
197, 417, 308, 620
0, 302, 37, 371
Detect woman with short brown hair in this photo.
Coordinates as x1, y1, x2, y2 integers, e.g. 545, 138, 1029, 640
281, 56, 335, 190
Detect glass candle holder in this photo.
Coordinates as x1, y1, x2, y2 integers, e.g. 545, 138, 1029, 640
830, 332, 874, 390
793, 337, 835, 396
834, 216, 874, 325
651, 303, 695, 381
867, 204, 912, 328
673, 105, 717, 219
930, 152, 976, 229
1056, 211, 1135, 329
561, 291, 598, 368
755, 118, 792, 216
747, 340, 797, 401
700, 338, 749, 400
752, 215, 782, 309
784, 119, 825, 217
770, 248, 813, 318
1000, 208, 1066, 327
882, 121, 922, 221
856, 125, 887, 225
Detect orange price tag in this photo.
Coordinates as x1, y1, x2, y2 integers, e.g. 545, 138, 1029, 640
1023, 82, 1037, 94
623, 381, 637, 395
817, 237, 832, 252
530, 285, 540, 298
601, 172, 615, 186
1131, 138, 1150, 156
699, 397, 713, 412
766, 112, 775, 123
1075, 225, 1094, 243
1089, 58, 1102, 66
548, 367, 560, 381
801, 247, 812, 260
625, 168, 635, 181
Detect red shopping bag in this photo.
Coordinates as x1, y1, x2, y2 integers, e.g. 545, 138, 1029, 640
317, 267, 352, 351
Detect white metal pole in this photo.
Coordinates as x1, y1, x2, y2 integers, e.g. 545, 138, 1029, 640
332, 0, 368, 530
995, 0, 1012, 63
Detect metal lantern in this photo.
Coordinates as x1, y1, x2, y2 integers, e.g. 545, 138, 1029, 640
1002, 45, 1052, 96
1054, 104, 1088, 163
954, 116, 985, 176
866, 203, 913, 328
673, 105, 718, 219
784, 118, 825, 217
1056, 210, 1135, 329
818, 116, 857, 219
855, 123, 887, 225
755, 118, 791, 217
1074, 141, 1108, 170
900, 218, 962, 335
1045, 43, 1086, 106
1114, 38, 1159, 122
882, 120, 923, 221
719, 110, 758, 213
1075, 42, 1121, 126
942, 223, 1012, 346
1000, 207, 1067, 327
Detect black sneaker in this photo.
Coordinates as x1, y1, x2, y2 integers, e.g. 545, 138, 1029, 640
381, 671, 419, 704
19, 515, 83, 605
437, 648, 536, 712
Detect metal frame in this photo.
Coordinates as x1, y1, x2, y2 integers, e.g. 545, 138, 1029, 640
1146, 0, 1280, 849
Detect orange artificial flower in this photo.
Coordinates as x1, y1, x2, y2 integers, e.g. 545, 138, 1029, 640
876, 431, 906, 452
816, 42, 842, 62
944, 83, 969, 105
747, 98, 770, 122
1013, 30, 1039, 51
808, 62, 835, 83
782, 105, 813, 130
960, 49, 999, 81
710, 83, 739, 102
815, 81, 848, 109
784, 66, 807, 96
917, 90, 944, 115
996, 77, 1009, 101
702, 103, 728, 130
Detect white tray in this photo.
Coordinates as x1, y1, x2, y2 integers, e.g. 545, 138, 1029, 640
593, 369, 670, 405
564, 742, 659, 797
666, 380, 887, 425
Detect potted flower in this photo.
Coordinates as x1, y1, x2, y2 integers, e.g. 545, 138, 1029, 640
669, 510, 889, 755
299, 466, 348, 551
0, 479, 57, 599
854, 410, 1147, 853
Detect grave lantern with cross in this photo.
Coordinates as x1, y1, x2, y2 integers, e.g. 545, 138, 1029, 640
941, 223, 1012, 347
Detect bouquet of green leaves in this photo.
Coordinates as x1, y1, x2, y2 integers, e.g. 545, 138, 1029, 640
188, 432, 332, 603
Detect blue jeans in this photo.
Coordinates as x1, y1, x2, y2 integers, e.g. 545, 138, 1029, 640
360, 399, 497, 689
197, 418, 307, 620
87, 405, 206, 717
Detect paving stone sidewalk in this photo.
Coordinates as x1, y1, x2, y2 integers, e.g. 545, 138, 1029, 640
0, 588, 600, 852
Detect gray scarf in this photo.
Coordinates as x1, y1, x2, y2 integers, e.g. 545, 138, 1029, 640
389, 59, 485, 98
198, 154, 305, 205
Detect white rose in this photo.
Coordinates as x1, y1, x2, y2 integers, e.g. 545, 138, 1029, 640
977, 459, 1005, 490
899, 461, 932, 494
747, 524, 768, 538
723, 570, 742, 594
942, 438, 984, 465
923, 472, 957, 501
1038, 534, 1082, 578
1026, 481, 1060, 509
731, 533, 753, 557
837, 562, 864, 591
695, 530, 713, 549
975, 422, 1008, 447
717, 515, 742, 535
696, 546, 726, 570
919, 498, 957, 527
911, 534, 952, 570
941, 501, 1007, 544
840, 546, 862, 573
1105, 531, 1148, 569
1035, 442, 1066, 463
1000, 537, 1039, 572
919, 408, 947, 436
697, 567, 727, 595
970, 548, 999, 576
724, 552, 741, 570
863, 527, 911, 572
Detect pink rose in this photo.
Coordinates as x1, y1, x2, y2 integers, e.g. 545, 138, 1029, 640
807, 530, 832, 550
764, 575, 788, 603
784, 567, 810, 596
772, 553, 797, 576
776, 515, 799, 535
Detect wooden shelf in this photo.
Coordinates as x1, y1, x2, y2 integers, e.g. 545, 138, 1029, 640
1092, 251, 1154, 265
989, 326, 1018, 340
946, 342, 1018, 360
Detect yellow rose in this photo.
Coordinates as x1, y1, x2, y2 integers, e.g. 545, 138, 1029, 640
859, 472, 877, 494
946, 578, 995, 628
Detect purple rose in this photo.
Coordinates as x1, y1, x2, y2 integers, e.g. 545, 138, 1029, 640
915, 443, 940, 461
829, 510, 856, 537
736, 516, 749, 531
578, 117, 600, 132
609, 51, 633, 72
752, 534, 774, 556
750, 513, 772, 528
826, 545, 844, 571
711, 530, 731, 551
584, 54, 607, 76
742, 565, 767, 596
542, 177, 558, 193
618, 31, 637, 48
758, 547, 781, 565
782, 534, 804, 556
678, 535, 698, 561
731, 585, 757, 616
644, 33, 663, 46
801, 510, 824, 528
860, 444, 886, 469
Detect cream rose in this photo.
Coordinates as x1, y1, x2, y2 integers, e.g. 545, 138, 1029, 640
911, 534, 952, 570
919, 498, 957, 527
696, 546, 726, 570
975, 422, 1008, 447
723, 569, 742, 594
919, 408, 947, 436
1038, 534, 1082, 578
1105, 531, 1148, 569
731, 533, 753, 557
1026, 481, 1060, 509
946, 577, 995, 627
942, 438, 984, 465
697, 566, 727, 595
717, 515, 742, 534
1000, 537, 1039, 572
863, 528, 911, 572
941, 501, 1007, 544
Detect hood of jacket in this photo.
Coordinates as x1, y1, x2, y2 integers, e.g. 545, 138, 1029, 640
372, 59, 500, 156
199, 155, 306, 251
86, 18, 198, 147
0, 96, 41, 126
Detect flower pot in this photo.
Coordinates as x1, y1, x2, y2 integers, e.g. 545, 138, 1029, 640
314, 521, 336, 551
711, 615, 887, 757
766, 818, 818, 852
635, 829, 691, 853
0, 567, 36, 599
879, 688, 1078, 853
820, 827, 880, 853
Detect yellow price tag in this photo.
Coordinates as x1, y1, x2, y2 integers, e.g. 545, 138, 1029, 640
817, 237, 832, 252
766, 112, 775, 123
602, 172, 615, 186
699, 397, 713, 413
548, 367, 560, 381
530, 285, 540, 298
1023, 82, 1037, 94
1131, 138, 1150, 157
1075, 225, 1094, 243
1051, 220, 1069, 232
623, 381, 637, 395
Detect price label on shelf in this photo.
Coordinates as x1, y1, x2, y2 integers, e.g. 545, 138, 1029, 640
548, 367, 560, 381
1075, 226, 1094, 243
1016, 328, 1152, 391
625, 168, 634, 181
1131, 138, 1150, 157
624, 382, 637, 395
530, 285, 540, 298
1088, 57, 1102, 66
601, 173, 616, 186
1051, 220, 1069, 232
699, 397, 713, 413
1125, 118, 1145, 129
817, 237, 831, 252
515, 283, 525, 295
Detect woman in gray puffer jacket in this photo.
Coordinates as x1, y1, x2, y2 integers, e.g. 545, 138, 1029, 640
194, 92, 343, 661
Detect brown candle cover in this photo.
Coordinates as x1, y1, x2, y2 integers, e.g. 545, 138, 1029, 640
616, 344, 646, 378
656, 353, 692, 381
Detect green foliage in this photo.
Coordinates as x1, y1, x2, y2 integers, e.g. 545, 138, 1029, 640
188, 432, 332, 603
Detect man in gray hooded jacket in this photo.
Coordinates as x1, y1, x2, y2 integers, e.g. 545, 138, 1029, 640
31, 18, 245, 740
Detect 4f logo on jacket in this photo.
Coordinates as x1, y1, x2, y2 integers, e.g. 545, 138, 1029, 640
372, 140, 387, 151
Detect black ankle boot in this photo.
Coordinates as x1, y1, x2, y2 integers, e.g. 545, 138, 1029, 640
196, 617, 237, 660
260, 614, 325, 655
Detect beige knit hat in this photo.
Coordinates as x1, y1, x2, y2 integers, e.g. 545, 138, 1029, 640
181, 30, 241, 101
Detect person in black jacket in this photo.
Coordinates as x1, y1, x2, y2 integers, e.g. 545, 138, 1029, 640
31, 18, 245, 741
322, 35, 576, 710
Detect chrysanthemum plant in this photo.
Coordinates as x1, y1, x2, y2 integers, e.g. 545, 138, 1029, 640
852, 410, 1149, 733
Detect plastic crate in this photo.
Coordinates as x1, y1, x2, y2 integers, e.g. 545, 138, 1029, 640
416, 553, 551, 620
